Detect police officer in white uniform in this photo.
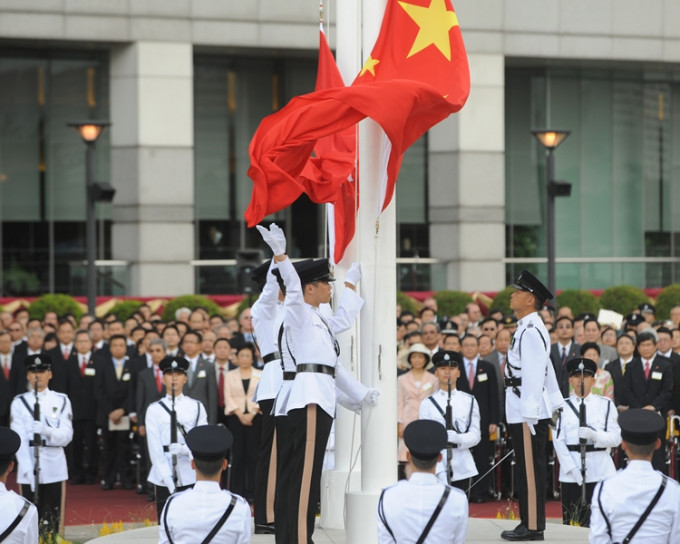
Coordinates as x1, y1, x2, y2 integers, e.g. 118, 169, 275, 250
146, 356, 208, 517
257, 223, 379, 544
250, 259, 284, 535
552, 358, 621, 527
0, 427, 38, 544
10, 354, 72, 537
377, 419, 468, 544
501, 270, 564, 541
590, 409, 680, 544
418, 350, 481, 491
159, 424, 251, 544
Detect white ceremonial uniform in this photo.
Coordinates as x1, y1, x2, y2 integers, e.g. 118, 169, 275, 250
419, 389, 481, 481
553, 393, 620, 483
0, 482, 38, 544
146, 394, 208, 488
251, 260, 283, 405
159, 481, 251, 544
590, 461, 680, 544
377, 472, 468, 544
505, 312, 564, 423
10, 389, 73, 485
278, 257, 367, 416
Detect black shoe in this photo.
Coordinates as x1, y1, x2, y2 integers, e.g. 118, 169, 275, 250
501, 524, 544, 541
254, 523, 276, 535
101, 481, 114, 491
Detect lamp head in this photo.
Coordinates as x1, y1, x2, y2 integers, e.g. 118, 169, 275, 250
68, 121, 111, 144
532, 129, 570, 150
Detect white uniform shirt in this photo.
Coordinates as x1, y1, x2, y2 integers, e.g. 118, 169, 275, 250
505, 312, 564, 423
552, 393, 620, 483
10, 389, 73, 485
590, 461, 680, 544
377, 472, 468, 544
277, 257, 367, 417
146, 394, 208, 488
252, 260, 284, 404
0, 482, 39, 544
418, 389, 481, 481
159, 481, 251, 544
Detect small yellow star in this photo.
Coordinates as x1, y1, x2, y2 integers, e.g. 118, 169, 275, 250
360, 55, 380, 77
398, 0, 459, 61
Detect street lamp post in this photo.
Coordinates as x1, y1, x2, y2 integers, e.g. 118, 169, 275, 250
532, 130, 571, 297
68, 121, 111, 315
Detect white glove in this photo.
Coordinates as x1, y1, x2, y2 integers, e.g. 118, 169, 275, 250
256, 223, 286, 255
568, 468, 584, 486
168, 443, 191, 457
578, 427, 597, 442
447, 430, 461, 445
345, 262, 362, 286
20, 470, 33, 486
163, 475, 176, 494
525, 418, 538, 436
31, 421, 44, 436
363, 388, 380, 406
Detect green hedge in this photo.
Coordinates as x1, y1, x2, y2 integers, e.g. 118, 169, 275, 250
161, 295, 222, 322
433, 290, 473, 319
655, 284, 680, 320
490, 287, 514, 316
28, 294, 84, 321
397, 291, 420, 315
108, 300, 144, 321
556, 289, 600, 316
599, 285, 648, 316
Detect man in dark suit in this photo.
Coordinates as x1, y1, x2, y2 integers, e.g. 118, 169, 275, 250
621, 331, 673, 472
67, 329, 99, 484
605, 333, 636, 409
95, 334, 135, 490
44, 318, 77, 394
457, 334, 499, 502
655, 326, 680, 418
181, 330, 218, 424
0, 331, 12, 426
10, 326, 44, 396
550, 316, 580, 396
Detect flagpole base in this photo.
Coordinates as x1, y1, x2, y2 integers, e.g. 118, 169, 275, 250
345, 491, 380, 544
319, 469, 362, 529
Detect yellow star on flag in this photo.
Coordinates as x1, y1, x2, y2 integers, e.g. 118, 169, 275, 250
360, 55, 380, 77
398, 0, 459, 61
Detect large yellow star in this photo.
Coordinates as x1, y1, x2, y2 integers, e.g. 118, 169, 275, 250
398, 0, 458, 61
360, 55, 380, 77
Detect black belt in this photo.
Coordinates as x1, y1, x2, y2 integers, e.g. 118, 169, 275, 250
263, 351, 281, 363
446, 443, 459, 449
296, 364, 336, 378
567, 445, 607, 452
504, 377, 521, 387
29, 440, 56, 448
283, 372, 296, 381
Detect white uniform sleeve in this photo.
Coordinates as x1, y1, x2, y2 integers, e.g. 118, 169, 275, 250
457, 397, 481, 449
376, 497, 397, 544
278, 258, 309, 330
45, 396, 74, 447
453, 500, 468, 544
251, 259, 279, 324
588, 481, 610, 544
592, 398, 621, 449
10, 397, 33, 480
327, 287, 364, 334
147, 405, 172, 482
24, 505, 39, 544
336, 387, 360, 413
520, 329, 550, 421
335, 364, 369, 405
197, 401, 208, 426
238, 501, 252, 544
158, 509, 170, 544
551, 412, 578, 475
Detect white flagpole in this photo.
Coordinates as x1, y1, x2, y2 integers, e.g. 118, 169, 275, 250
346, 0, 397, 542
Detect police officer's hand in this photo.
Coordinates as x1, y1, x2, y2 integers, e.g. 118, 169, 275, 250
256, 223, 286, 256
163, 475, 176, 494
20, 470, 33, 488
525, 418, 538, 436
31, 420, 50, 438
447, 430, 462, 445
345, 262, 362, 286
363, 388, 380, 406
577, 427, 596, 442
568, 468, 584, 486
168, 443, 191, 458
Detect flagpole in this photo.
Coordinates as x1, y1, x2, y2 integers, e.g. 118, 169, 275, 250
345, 0, 396, 542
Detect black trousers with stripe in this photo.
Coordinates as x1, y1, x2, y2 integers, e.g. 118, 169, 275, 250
508, 419, 549, 532
254, 398, 277, 526
275, 415, 293, 544
287, 404, 333, 544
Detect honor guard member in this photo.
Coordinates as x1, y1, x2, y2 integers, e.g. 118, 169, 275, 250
257, 223, 379, 544
9, 355, 73, 538
250, 259, 284, 535
590, 409, 680, 544
377, 420, 468, 544
552, 358, 621, 527
159, 425, 251, 544
418, 350, 481, 491
146, 356, 208, 517
0, 427, 39, 544
502, 271, 564, 541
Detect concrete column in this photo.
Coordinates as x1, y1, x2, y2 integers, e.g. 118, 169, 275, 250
110, 41, 195, 296
428, 53, 506, 291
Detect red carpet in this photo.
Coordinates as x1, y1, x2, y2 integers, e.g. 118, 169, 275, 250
7, 472, 561, 526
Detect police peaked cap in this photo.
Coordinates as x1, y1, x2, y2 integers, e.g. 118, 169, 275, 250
511, 269, 554, 303
250, 261, 271, 291
186, 424, 233, 461
24, 353, 52, 371
296, 258, 335, 285
159, 356, 189, 374
403, 420, 446, 461
625, 313, 645, 327
432, 350, 462, 368
618, 409, 665, 445
501, 315, 518, 326
271, 259, 315, 292
566, 357, 597, 377
638, 302, 656, 314
0, 427, 21, 464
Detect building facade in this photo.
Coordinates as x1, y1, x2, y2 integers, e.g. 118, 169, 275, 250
0, 0, 679, 297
